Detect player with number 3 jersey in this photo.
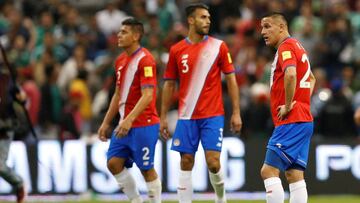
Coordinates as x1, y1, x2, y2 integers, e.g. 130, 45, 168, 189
160, 3, 242, 203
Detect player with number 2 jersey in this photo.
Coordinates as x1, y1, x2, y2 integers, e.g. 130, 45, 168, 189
260, 13, 316, 203
270, 37, 313, 127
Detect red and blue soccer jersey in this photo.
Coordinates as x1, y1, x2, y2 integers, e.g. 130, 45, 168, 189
164, 36, 235, 120
270, 37, 313, 126
115, 47, 159, 127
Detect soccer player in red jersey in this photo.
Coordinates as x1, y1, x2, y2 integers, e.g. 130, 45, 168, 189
98, 18, 161, 203
160, 3, 242, 203
260, 13, 316, 203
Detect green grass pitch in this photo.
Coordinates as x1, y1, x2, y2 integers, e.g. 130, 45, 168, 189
1, 195, 359, 203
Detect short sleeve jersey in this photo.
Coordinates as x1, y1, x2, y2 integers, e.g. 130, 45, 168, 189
164, 36, 235, 120
270, 37, 313, 126
115, 47, 159, 127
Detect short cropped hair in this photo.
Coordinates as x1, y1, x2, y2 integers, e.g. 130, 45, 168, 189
262, 12, 288, 26
122, 17, 144, 41
185, 3, 209, 17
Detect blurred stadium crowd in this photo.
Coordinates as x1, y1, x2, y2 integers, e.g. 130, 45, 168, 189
1, 0, 360, 141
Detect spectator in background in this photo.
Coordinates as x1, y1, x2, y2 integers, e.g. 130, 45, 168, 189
32, 32, 68, 63
57, 44, 96, 94
96, 0, 127, 36
59, 90, 82, 140
242, 83, 272, 138
17, 67, 40, 128
34, 11, 54, 47
318, 78, 356, 137
68, 69, 93, 135
83, 16, 108, 61
38, 65, 62, 139
54, 7, 82, 52
8, 35, 31, 69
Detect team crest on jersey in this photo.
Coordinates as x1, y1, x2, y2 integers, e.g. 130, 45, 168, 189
173, 139, 180, 146
282, 51, 292, 60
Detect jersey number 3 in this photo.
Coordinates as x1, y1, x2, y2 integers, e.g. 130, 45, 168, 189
300, 53, 311, 89
181, 54, 189, 73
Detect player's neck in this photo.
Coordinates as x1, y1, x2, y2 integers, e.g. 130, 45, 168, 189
275, 34, 291, 49
124, 44, 141, 56
187, 30, 206, 44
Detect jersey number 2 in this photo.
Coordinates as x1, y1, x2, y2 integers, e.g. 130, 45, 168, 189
142, 147, 150, 161
300, 53, 311, 89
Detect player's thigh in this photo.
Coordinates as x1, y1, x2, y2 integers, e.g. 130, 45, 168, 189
107, 131, 132, 160
132, 124, 159, 170
171, 119, 200, 154
267, 122, 313, 169
199, 116, 224, 152
262, 149, 288, 177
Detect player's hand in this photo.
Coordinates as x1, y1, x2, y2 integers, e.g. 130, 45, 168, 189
160, 118, 171, 140
115, 119, 132, 138
230, 113, 242, 134
98, 123, 111, 142
277, 101, 296, 120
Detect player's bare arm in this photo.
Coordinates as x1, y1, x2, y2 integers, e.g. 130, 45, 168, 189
115, 86, 154, 137
160, 80, 176, 140
309, 71, 316, 96
277, 66, 296, 120
98, 87, 120, 141
225, 73, 242, 133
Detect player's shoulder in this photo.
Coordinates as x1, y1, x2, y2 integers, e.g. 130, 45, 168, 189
139, 48, 156, 65
170, 39, 187, 52
140, 47, 155, 59
208, 36, 224, 44
280, 37, 302, 50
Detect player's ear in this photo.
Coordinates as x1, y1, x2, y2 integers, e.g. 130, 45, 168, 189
187, 16, 195, 25
133, 32, 141, 42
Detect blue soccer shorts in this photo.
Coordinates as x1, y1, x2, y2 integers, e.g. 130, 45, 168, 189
264, 122, 314, 171
107, 123, 159, 170
171, 116, 224, 154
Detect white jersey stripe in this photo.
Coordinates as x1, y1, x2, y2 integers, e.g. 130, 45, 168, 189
119, 51, 146, 121
270, 51, 278, 89
179, 38, 222, 119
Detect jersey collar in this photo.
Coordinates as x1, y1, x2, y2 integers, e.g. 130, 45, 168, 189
185, 35, 209, 44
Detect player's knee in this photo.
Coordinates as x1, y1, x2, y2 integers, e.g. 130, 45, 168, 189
107, 159, 124, 175
260, 164, 279, 180
141, 168, 158, 182
285, 170, 304, 183
206, 156, 220, 173
180, 154, 195, 170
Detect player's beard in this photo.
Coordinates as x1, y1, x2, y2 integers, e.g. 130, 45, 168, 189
195, 26, 209, 36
